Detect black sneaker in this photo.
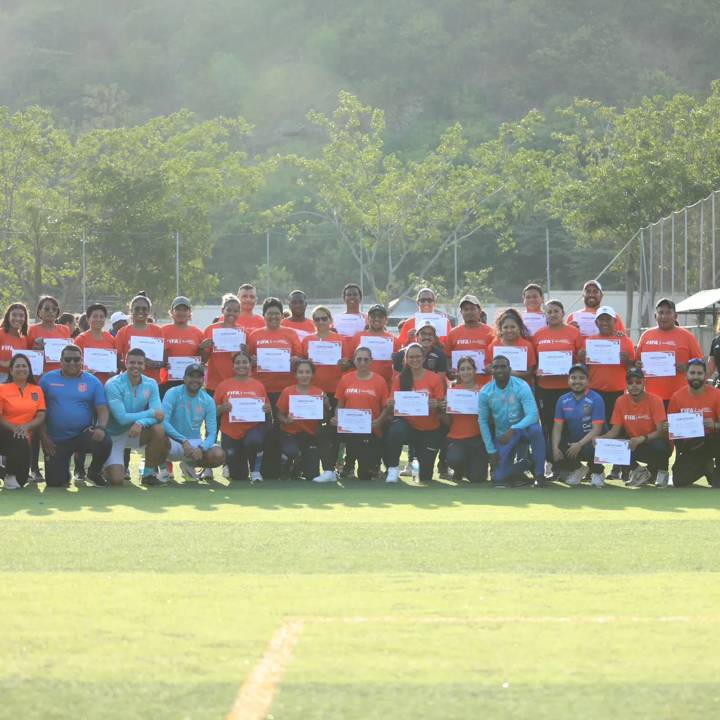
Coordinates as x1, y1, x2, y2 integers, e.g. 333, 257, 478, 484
532, 476, 545, 488
87, 472, 107, 487
141, 474, 161, 487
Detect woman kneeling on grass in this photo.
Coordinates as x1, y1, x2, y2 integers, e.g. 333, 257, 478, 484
214, 349, 271, 483
276, 359, 333, 482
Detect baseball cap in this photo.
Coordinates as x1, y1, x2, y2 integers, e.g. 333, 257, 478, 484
595, 305, 617, 319
583, 280, 603, 292
569, 363, 589, 377
367, 304, 387, 316
171, 296, 192, 310
458, 294, 481, 308
184, 363, 205, 377
626, 367, 644, 380
110, 312, 128, 324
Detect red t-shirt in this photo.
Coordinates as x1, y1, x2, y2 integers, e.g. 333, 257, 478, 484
610, 392, 666, 438
347, 330, 398, 386
27, 323, 71, 374
391, 370, 446, 431
445, 324, 495, 387
446, 383, 481, 440
75, 330, 118, 385
636, 326, 704, 400
335, 371, 389, 434
0, 330, 30, 370
533, 324, 582, 390
277, 384, 325, 436
115, 324, 164, 382
583, 333, 636, 393
214, 376, 268, 440
302, 333, 346, 394
281, 317, 316, 341
667, 385, 720, 436
247, 327, 302, 394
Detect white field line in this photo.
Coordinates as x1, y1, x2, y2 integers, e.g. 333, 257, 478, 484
305, 614, 719, 625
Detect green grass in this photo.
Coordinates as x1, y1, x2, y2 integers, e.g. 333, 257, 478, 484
2, 473, 719, 719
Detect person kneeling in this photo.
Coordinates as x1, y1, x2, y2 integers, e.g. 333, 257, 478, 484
162, 364, 225, 480
551, 364, 606, 488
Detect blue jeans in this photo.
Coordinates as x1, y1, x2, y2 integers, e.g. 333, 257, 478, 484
221, 425, 267, 481
493, 423, 545, 484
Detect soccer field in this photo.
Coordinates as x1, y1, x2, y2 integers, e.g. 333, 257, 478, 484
2, 477, 719, 719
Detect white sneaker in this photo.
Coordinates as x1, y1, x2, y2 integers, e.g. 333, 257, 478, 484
222, 465, 229, 479
386, 466, 400, 484
565, 467, 585, 486
590, 473, 605, 488
178, 461, 197, 481
312, 470, 337, 484
655, 470, 670, 488
628, 466, 652, 487
4, 475, 20, 490
28, 470, 43, 484
201, 468, 213, 480
399, 461, 413, 477
544, 461, 554, 478
157, 466, 172, 484
250, 471, 263, 484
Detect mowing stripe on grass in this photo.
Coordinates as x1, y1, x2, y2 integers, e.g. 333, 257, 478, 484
305, 615, 719, 624
226, 619, 305, 720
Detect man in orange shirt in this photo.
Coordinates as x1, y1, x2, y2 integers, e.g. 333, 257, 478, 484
397, 287, 452, 346
445, 295, 493, 385
666, 359, 720, 487
235, 283, 266, 334
567, 280, 627, 336
636, 298, 704, 405
281, 290, 316, 340
599, 368, 671, 487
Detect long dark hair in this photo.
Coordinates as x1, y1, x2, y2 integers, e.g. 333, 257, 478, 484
495, 308, 530, 339
2, 303, 28, 336
399, 342, 423, 391
7, 353, 37, 385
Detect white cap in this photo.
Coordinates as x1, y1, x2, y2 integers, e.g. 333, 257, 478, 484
583, 279, 603, 292
110, 311, 128, 324
595, 305, 616, 319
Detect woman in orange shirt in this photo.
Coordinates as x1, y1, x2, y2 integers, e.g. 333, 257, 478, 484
114, 293, 165, 382
487, 308, 537, 385
201, 293, 244, 395
75, 303, 118, 385
385, 343, 447, 484
28, 295, 72, 376
0, 354, 46, 489
0, 303, 30, 381
441, 356, 487, 483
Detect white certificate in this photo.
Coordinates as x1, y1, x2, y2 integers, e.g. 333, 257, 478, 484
289, 394, 324, 420
84, 348, 117, 374
15, 350, 44, 376
594, 438, 631, 466
337, 408, 372, 434
307, 340, 342, 366
451, 350, 485, 371
446, 388, 479, 415
522, 312, 546, 336
574, 311, 599, 336
394, 390, 429, 417
129, 335, 164, 362
43, 338, 72, 363
229, 397, 265, 422
257, 347, 291, 373
334, 313, 366, 337
212, 327, 245, 352
359, 335, 393, 361
415, 313, 447, 336
667, 412, 705, 440
585, 339, 621, 365
538, 350, 573, 376
641, 351, 676, 377
492, 346, 528, 372
168, 356, 201, 381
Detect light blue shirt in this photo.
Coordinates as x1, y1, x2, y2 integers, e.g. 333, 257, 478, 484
105, 373, 162, 437
162, 384, 217, 450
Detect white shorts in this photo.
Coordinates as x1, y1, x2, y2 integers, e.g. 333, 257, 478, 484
104, 431, 145, 468
167, 438, 219, 461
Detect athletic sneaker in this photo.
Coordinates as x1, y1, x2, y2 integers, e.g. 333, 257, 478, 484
544, 461, 554, 478
201, 468, 213, 480
312, 470, 337, 484
385, 466, 400, 484
222, 465, 229, 479
157, 466, 172, 484
532, 476, 545, 488
28, 469, 43, 484
4, 475, 20, 490
400, 461, 413, 477
627, 466, 652, 487
86, 471, 107, 488
438, 465, 452, 480
590, 473, 605, 488
565, 467, 585, 486
178, 461, 198, 482
655, 470, 670, 488
250, 471, 263, 484
141, 474, 161, 487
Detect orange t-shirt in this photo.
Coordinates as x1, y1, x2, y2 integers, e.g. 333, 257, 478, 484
161, 323, 203, 384
667, 385, 720, 435
115, 323, 164, 382
487, 337, 537, 374
636, 326, 704, 400
203, 322, 244, 392
335, 371, 389, 434
398, 315, 452, 345
75, 330, 118, 384
445, 324, 494, 386
247, 327, 302, 394
391, 370, 446, 431
567, 307, 628, 336
214, 376, 268, 440
610, 392, 666, 438
281, 317, 316, 341
533, 324, 582, 390
0, 330, 30, 369
277, 384, 325, 436
302, 333, 346, 394
446, 384, 481, 440
347, 331, 398, 386
27, 323, 71, 374
0, 382, 45, 425
236, 313, 265, 334
583, 333, 636, 393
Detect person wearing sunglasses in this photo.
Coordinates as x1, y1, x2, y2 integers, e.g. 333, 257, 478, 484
38, 345, 111, 488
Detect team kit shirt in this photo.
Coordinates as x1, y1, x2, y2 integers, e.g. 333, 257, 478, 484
281, 317, 316, 341
446, 383, 481, 440
236, 313, 265, 335
115, 323, 164, 382
75, 330, 118, 384
391, 371, 446, 432
398, 314, 451, 346
247, 327, 302, 394
335, 371, 389, 435
27, 323, 71, 375
610, 392, 667, 438
582, 333, 635, 393
0, 382, 46, 427
203, 322, 243, 392
347, 330, 398, 387
667, 385, 720, 436
567, 307, 628, 336
533, 324, 582, 390
161, 323, 203, 384
636, 326, 704, 400
301, 333, 346, 394
487, 337, 537, 375
214, 376, 268, 440
0, 330, 30, 371
554, 390, 605, 442
445, 324, 495, 386
277, 385, 325, 436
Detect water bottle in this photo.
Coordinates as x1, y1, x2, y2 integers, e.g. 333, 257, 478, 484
411, 458, 420, 483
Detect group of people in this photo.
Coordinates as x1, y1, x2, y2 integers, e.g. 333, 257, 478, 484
0, 279, 718, 490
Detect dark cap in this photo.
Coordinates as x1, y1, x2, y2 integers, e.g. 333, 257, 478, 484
171, 296, 192, 310
687, 357, 707, 369
568, 363, 589, 377
184, 363, 204, 377
367, 304, 387, 316
627, 367, 644, 380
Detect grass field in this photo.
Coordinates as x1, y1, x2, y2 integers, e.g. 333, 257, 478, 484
2, 471, 719, 719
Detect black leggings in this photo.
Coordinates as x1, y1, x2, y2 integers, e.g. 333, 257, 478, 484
385, 419, 444, 483
535, 387, 566, 456
342, 434, 383, 480
0, 428, 32, 486
446, 436, 488, 482
221, 425, 267, 481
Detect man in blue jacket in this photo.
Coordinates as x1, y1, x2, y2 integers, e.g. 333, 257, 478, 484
479, 355, 546, 487
104, 348, 167, 486
162, 364, 225, 481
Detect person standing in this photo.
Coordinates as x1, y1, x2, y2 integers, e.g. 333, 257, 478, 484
160, 296, 204, 397
445, 295, 494, 386
397, 288, 451, 346
521, 283, 547, 336
487, 308, 537, 385
0, 303, 31, 382
109, 312, 128, 337
281, 290, 315, 340
235, 283, 266, 335
333, 283, 367, 338
75, 303, 118, 386
115, 294, 165, 383
200, 293, 244, 395
346, 304, 397, 387
567, 280, 627, 336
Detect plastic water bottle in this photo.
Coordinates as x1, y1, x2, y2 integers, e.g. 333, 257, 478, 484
411, 458, 420, 483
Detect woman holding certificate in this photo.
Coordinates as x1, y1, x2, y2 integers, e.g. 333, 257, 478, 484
0, 303, 31, 381
302, 306, 346, 398
214, 349, 270, 482
487, 309, 537, 384
277, 360, 332, 482
200, 293, 244, 395
28, 295, 72, 375
441, 356, 487, 483
75, 303, 118, 385
347, 304, 397, 387
161, 296, 203, 397
385, 343, 446, 484
115, 293, 165, 382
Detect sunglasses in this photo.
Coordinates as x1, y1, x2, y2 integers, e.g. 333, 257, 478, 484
62, 356, 82, 363
418, 298, 434, 303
